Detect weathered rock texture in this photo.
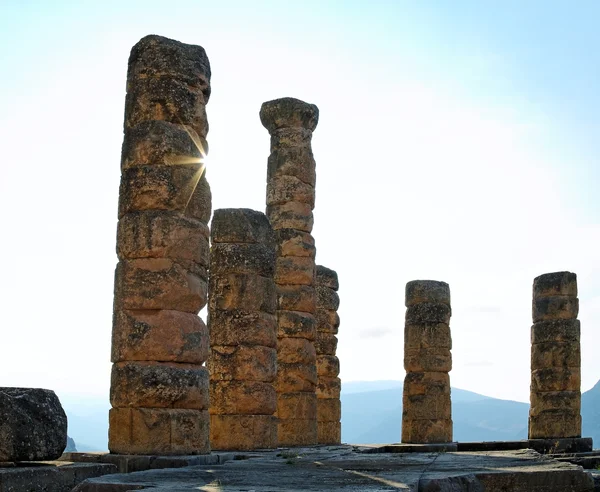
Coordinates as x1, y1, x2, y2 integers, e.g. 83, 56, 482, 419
109, 34, 212, 455
260, 97, 319, 446
0, 388, 67, 462
402, 280, 453, 443
207, 209, 278, 450
315, 266, 341, 444
529, 271, 582, 439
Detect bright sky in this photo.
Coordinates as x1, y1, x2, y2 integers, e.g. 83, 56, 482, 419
1, 0, 599, 404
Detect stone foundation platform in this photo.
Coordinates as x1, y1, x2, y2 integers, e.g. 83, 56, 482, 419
0, 461, 116, 492
59, 452, 233, 474
73, 446, 596, 491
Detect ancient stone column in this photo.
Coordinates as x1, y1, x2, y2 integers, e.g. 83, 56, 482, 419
529, 271, 581, 439
401, 280, 453, 443
109, 35, 212, 455
315, 266, 341, 444
207, 208, 278, 450
260, 97, 319, 446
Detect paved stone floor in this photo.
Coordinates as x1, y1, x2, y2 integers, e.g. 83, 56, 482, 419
74, 445, 596, 491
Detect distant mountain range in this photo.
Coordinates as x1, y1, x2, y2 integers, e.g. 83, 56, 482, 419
61, 380, 600, 451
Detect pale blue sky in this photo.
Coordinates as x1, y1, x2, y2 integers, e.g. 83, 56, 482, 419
1, 1, 598, 403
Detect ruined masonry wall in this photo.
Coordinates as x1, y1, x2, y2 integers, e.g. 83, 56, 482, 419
260, 98, 319, 446
109, 35, 212, 455
529, 271, 582, 439
402, 280, 453, 444
315, 266, 341, 444
207, 208, 278, 450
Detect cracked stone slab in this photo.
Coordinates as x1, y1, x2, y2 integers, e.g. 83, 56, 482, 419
73, 446, 594, 491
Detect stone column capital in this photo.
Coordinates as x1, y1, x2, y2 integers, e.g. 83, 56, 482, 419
260, 97, 319, 133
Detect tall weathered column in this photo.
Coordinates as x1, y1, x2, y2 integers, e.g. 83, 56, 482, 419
208, 208, 278, 450
529, 271, 581, 439
402, 280, 453, 443
315, 265, 341, 444
260, 97, 319, 446
109, 35, 212, 455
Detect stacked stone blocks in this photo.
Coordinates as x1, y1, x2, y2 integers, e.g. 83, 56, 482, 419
402, 280, 453, 443
529, 271, 581, 439
315, 266, 341, 444
261, 98, 319, 446
109, 35, 212, 455
207, 209, 278, 450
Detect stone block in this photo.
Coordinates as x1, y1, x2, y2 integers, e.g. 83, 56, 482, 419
208, 345, 276, 382
531, 367, 581, 392
278, 337, 317, 365
314, 332, 338, 356
317, 355, 340, 378
208, 310, 277, 348
211, 208, 274, 245
109, 407, 209, 455
260, 97, 319, 133
532, 296, 579, 323
275, 256, 315, 286
531, 319, 580, 344
277, 310, 316, 339
110, 362, 208, 409
274, 229, 316, 257
267, 175, 315, 208
533, 271, 577, 298
269, 127, 312, 151
121, 120, 204, 170
266, 201, 313, 232
208, 273, 276, 314
276, 363, 318, 393
317, 377, 341, 399
114, 258, 207, 313
117, 211, 209, 267
317, 421, 341, 445
316, 265, 339, 291
404, 323, 451, 350
404, 348, 452, 373
127, 35, 211, 99
405, 303, 451, 324
0, 388, 67, 462
531, 341, 580, 370
112, 309, 209, 363
210, 414, 277, 450
401, 418, 453, 444
402, 393, 451, 420
119, 165, 211, 224
125, 77, 208, 139
405, 280, 451, 307
209, 380, 276, 415
530, 390, 581, 416
403, 372, 450, 396
277, 392, 317, 420
277, 418, 318, 447
528, 411, 582, 439
267, 147, 316, 186
316, 285, 340, 311
277, 284, 316, 312
210, 243, 275, 277
315, 309, 340, 334
317, 398, 341, 422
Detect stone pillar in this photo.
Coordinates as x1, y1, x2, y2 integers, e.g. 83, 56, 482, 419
315, 266, 341, 444
401, 280, 453, 444
207, 208, 278, 450
529, 271, 581, 439
109, 35, 212, 455
260, 97, 319, 446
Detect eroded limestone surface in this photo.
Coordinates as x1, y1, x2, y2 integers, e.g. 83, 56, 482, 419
73, 447, 595, 492
529, 271, 582, 439
110, 34, 212, 455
